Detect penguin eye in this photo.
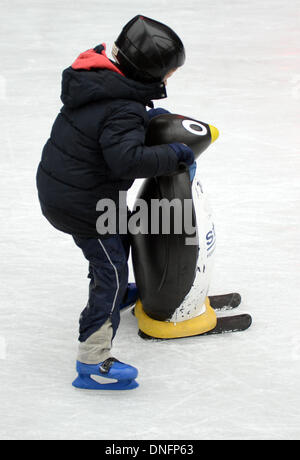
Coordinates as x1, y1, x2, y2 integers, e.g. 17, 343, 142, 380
190, 124, 203, 132
182, 120, 208, 136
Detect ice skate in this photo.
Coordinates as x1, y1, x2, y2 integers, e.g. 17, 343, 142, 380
72, 357, 139, 390
119, 283, 139, 313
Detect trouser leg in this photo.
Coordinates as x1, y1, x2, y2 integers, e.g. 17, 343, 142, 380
73, 234, 130, 364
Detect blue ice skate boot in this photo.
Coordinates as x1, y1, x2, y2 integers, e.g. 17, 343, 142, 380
119, 283, 139, 312
72, 358, 139, 390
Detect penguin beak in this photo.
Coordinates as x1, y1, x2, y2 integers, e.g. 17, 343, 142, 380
209, 125, 219, 144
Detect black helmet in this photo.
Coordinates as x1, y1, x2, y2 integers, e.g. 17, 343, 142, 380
113, 15, 186, 83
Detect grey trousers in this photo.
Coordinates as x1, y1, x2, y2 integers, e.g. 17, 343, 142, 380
77, 319, 113, 364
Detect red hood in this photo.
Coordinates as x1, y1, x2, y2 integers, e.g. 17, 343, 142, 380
71, 44, 124, 76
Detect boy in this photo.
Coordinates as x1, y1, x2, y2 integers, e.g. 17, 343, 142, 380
36, 15, 194, 390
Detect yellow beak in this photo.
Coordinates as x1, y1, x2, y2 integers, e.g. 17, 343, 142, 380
209, 125, 219, 144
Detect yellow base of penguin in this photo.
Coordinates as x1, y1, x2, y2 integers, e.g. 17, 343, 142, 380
135, 297, 217, 339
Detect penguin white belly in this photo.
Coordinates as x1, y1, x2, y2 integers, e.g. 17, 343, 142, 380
169, 178, 216, 322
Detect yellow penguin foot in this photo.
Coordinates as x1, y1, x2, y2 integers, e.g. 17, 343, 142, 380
134, 297, 217, 340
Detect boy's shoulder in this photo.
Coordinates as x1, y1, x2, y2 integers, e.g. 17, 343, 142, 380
105, 98, 148, 122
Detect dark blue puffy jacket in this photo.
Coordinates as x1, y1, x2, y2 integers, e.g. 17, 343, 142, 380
36, 44, 179, 238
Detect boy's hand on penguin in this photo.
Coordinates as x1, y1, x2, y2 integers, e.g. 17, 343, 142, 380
168, 142, 195, 166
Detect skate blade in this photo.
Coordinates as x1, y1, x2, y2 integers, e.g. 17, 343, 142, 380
72, 375, 139, 391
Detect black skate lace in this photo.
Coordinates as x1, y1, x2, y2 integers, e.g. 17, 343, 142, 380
99, 357, 120, 374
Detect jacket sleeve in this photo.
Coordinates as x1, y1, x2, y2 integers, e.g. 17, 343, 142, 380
99, 102, 179, 179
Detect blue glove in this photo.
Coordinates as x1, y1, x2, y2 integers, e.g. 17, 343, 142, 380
147, 107, 170, 120
169, 143, 195, 166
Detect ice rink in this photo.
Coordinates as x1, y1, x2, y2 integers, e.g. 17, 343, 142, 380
0, 0, 300, 440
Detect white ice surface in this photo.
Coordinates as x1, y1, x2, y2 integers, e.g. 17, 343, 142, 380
0, 0, 300, 440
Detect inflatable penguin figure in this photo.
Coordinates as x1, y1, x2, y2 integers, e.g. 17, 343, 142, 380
132, 114, 220, 339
